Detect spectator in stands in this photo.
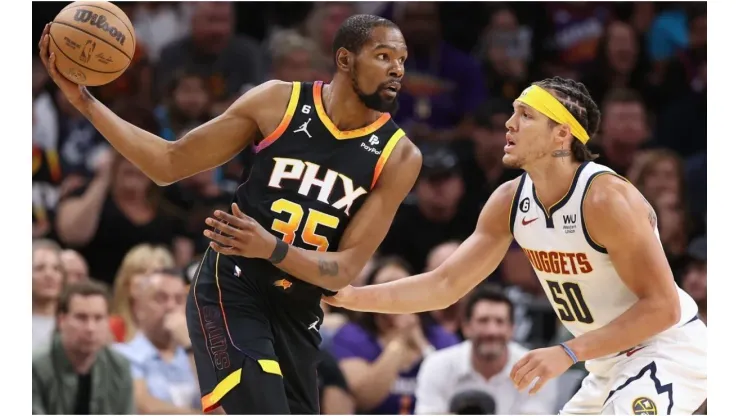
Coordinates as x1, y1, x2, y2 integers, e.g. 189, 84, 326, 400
55, 145, 191, 284
60, 249, 89, 284
415, 285, 558, 414
154, 70, 212, 141
156, 2, 265, 112
653, 190, 690, 273
391, 2, 487, 141
111, 244, 176, 343
593, 88, 651, 176
539, 2, 613, 77
381, 146, 476, 272
457, 99, 522, 210
628, 148, 685, 204
114, 269, 199, 414
500, 244, 559, 348
654, 5, 707, 158
303, 2, 357, 76
317, 349, 356, 414
332, 257, 459, 414
426, 240, 466, 338
33, 239, 65, 352
32, 281, 134, 414
681, 235, 706, 323
267, 29, 325, 82
581, 21, 653, 108
129, 2, 192, 64
475, 5, 532, 101
55, 87, 108, 178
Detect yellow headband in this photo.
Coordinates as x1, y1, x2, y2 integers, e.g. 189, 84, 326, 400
516, 85, 590, 144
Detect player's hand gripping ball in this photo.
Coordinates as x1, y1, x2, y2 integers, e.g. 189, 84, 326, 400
204, 204, 277, 259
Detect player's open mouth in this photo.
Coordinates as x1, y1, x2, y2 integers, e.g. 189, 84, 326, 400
383, 82, 401, 96
505, 135, 516, 152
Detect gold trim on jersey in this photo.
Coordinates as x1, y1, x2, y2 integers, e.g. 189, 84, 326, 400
371, 128, 406, 189
312, 81, 391, 140
255, 82, 301, 152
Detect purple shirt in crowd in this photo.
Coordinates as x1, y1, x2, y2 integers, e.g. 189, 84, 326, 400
393, 42, 487, 131
332, 322, 459, 415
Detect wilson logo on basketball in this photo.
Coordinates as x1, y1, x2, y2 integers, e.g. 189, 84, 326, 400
73, 9, 127, 46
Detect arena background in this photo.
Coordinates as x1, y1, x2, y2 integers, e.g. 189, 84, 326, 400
31, 1, 707, 414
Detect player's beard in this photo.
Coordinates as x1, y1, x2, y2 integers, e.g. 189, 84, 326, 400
350, 64, 399, 115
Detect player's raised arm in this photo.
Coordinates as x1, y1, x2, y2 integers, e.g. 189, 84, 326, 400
38, 25, 288, 186
323, 178, 520, 313
562, 174, 681, 361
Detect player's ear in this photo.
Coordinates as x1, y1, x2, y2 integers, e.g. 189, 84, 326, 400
556, 124, 570, 146
336, 48, 352, 72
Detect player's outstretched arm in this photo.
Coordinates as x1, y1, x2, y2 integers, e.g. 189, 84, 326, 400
38, 25, 288, 186
323, 178, 519, 313
563, 174, 681, 362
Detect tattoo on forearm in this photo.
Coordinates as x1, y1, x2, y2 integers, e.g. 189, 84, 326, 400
552, 149, 572, 158
318, 260, 339, 276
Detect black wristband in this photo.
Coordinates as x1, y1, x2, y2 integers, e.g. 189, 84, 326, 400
269, 236, 289, 264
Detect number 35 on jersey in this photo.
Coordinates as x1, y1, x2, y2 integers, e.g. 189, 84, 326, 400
266, 157, 368, 252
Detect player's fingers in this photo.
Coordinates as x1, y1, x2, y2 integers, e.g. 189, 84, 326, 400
203, 229, 238, 247
321, 296, 337, 306
39, 35, 50, 67
528, 374, 550, 396
209, 242, 237, 256
214, 210, 251, 229
511, 358, 537, 387
509, 354, 530, 380
231, 203, 249, 219
514, 364, 540, 391
206, 217, 243, 237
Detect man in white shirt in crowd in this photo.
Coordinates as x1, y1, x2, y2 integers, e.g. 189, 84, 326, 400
415, 285, 558, 414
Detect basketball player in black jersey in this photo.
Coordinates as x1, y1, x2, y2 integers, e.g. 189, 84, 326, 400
39, 15, 420, 415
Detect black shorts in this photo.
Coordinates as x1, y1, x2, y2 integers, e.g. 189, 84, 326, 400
186, 249, 323, 414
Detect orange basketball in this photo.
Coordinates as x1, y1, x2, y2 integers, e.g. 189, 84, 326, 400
48, 1, 135, 86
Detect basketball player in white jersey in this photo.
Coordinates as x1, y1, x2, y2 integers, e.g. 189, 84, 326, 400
324, 77, 707, 414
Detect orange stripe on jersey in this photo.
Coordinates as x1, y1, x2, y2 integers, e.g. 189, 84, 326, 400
255, 82, 301, 153
371, 128, 405, 189
313, 81, 391, 140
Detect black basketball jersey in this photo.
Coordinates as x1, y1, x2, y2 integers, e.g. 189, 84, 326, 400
232, 81, 405, 297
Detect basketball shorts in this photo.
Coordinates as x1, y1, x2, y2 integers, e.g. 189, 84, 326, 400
560, 317, 707, 415
185, 249, 322, 414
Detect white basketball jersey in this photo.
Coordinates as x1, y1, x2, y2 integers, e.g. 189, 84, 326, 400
510, 162, 697, 339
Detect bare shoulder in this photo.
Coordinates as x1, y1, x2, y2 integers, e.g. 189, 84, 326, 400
584, 173, 655, 245
584, 173, 649, 215
478, 176, 524, 234
228, 80, 294, 116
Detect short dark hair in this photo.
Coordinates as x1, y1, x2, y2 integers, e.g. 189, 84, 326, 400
533, 76, 601, 162
332, 14, 399, 66
464, 284, 514, 324
57, 280, 111, 315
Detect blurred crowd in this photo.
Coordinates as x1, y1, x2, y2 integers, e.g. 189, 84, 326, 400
32, 2, 707, 414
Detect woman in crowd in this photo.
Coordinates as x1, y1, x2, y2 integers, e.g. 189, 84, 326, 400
332, 257, 459, 414
32, 239, 65, 352
109, 244, 176, 343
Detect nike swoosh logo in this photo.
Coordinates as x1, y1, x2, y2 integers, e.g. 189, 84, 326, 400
625, 346, 646, 357
522, 217, 539, 226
